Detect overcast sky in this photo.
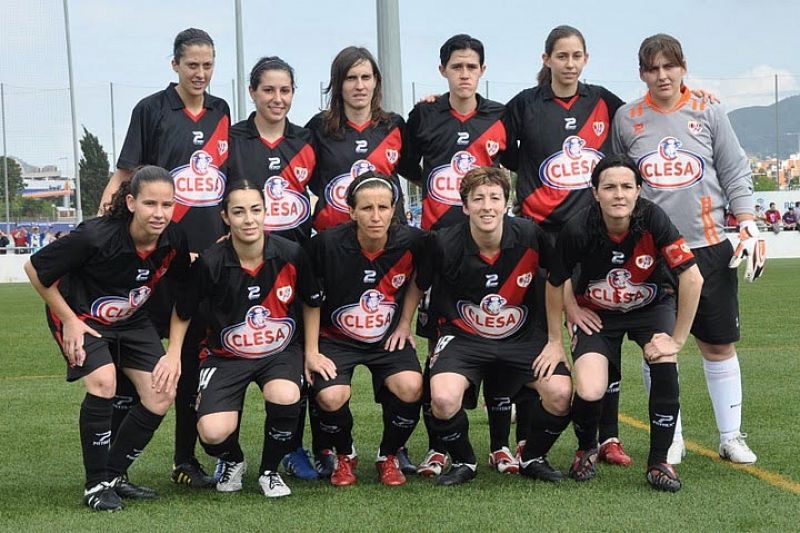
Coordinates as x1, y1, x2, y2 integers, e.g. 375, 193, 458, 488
2, 0, 798, 173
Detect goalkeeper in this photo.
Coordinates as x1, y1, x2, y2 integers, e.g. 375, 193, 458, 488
612, 33, 763, 465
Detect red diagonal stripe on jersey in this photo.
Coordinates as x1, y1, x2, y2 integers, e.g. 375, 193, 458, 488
522, 99, 609, 222
496, 248, 539, 305
366, 127, 402, 174
452, 317, 478, 336
465, 120, 507, 166
621, 232, 658, 283
261, 262, 297, 318
280, 144, 316, 190
421, 196, 453, 230
144, 249, 177, 291
374, 250, 414, 301
576, 99, 610, 150
173, 115, 230, 223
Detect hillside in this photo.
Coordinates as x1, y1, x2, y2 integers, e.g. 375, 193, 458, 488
729, 94, 800, 158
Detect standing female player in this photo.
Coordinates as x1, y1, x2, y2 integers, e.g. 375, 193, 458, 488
304, 172, 425, 487
501, 25, 631, 467
176, 180, 321, 498
613, 34, 762, 465
98, 28, 230, 487
306, 46, 407, 233
25, 166, 191, 511
549, 155, 703, 491
226, 57, 319, 480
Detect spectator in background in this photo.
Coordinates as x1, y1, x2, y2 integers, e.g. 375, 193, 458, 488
28, 226, 44, 252
12, 226, 28, 254
753, 205, 766, 229
0, 230, 9, 254
782, 206, 797, 231
764, 202, 781, 234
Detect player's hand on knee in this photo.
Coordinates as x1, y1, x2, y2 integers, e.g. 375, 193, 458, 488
644, 333, 681, 362
533, 340, 568, 381
384, 322, 416, 352
566, 304, 602, 335
305, 351, 337, 384
152, 351, 181, 393
62, 318, 101, 367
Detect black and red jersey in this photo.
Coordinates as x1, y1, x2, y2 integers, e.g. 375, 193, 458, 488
399, 93, 507, 231
177, 235, 321, 359
30, 216, 190, 327
227, 113, 316, 243
503, 83, 623, 231
305, 112, 406, 231
549, 199, 696, 314
307, 223, 425, 348
117, 83, 230, 253
417, 216, 551, 341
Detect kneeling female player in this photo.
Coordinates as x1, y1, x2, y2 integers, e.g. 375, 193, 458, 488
177, 179, 321, 498
25, 166, 191, 511
304, 171, 425, 487
548, 154, 703, 491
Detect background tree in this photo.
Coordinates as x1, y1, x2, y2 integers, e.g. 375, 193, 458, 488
79, 126, 110, 216
0, 156, 23, 204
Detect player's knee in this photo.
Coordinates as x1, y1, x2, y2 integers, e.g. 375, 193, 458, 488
315, 388, 349, 412
698, 341, 735, 361
387, 373, 423, 403
145, 388, 175, 416
197, 418, 234, 445
541, 381, 572, 416
430, 391, 460, 420
263, 380, 301, 405
85, 366, 117, 398
575, 380, 606, 402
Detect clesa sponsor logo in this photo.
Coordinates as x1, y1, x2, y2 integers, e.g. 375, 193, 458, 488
332, 289, 397, 343
427, 151, 477, 206
324, 159, 375, 212
171, 150, 227, 207
457, 293, 527, 339
539, 135, 603, 190
90, 286, 152, 323
585, 268, 657, 312
263, 176, 310, 230
637, 136, 704, 189
221, 305, 295, 358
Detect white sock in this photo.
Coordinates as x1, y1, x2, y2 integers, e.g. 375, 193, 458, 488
702, 355, 742, 441
642, 359, 683, 441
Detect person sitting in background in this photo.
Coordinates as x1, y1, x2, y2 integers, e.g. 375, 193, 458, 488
782, 207, 797, 231
764, 203, 781, 234
753, 205, 766, 230
724, 209, 738, 230
0, 230, 9, 254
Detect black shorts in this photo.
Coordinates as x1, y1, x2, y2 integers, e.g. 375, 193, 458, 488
429, 331, 569, 409
46, 309, 164, 382
312, 337, 422, 401
571, 297, 676, 372
195, 344, 304, 416
691, 240, 740, 344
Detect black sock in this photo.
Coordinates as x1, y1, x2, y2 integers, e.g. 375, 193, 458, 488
378, 392, 421, 457
107, 403, 165, 478
260, 401, 301, 473
201, 431, 245, 463
572, 394, 603, 451
317, 402, 354, 455
110, 371, 138, 444
648, 363, 679, 465
599, 365, 621, 443
174, 339, 201, 465
485, 394, 512, 451
79, 393, 113, 489
430, 409, 475, 465
292, 389, 309, 449
308, 393, 326, 455
514, 390, 538, 444
522, 400, 570, 461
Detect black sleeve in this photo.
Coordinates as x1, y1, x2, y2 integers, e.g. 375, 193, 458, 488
30, 222, 97, 287
296, 246, 323, 307
648, 204, 697, 274
500, 93, 522, 171
176, 256, 208, 320
117, 100, 149, 170
396, 106, 423, 182
166, 231, 192, 295
548, 224, 580, 287
415, 231, 440, 291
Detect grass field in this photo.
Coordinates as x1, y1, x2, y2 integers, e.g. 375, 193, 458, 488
1, 260, 799, 532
